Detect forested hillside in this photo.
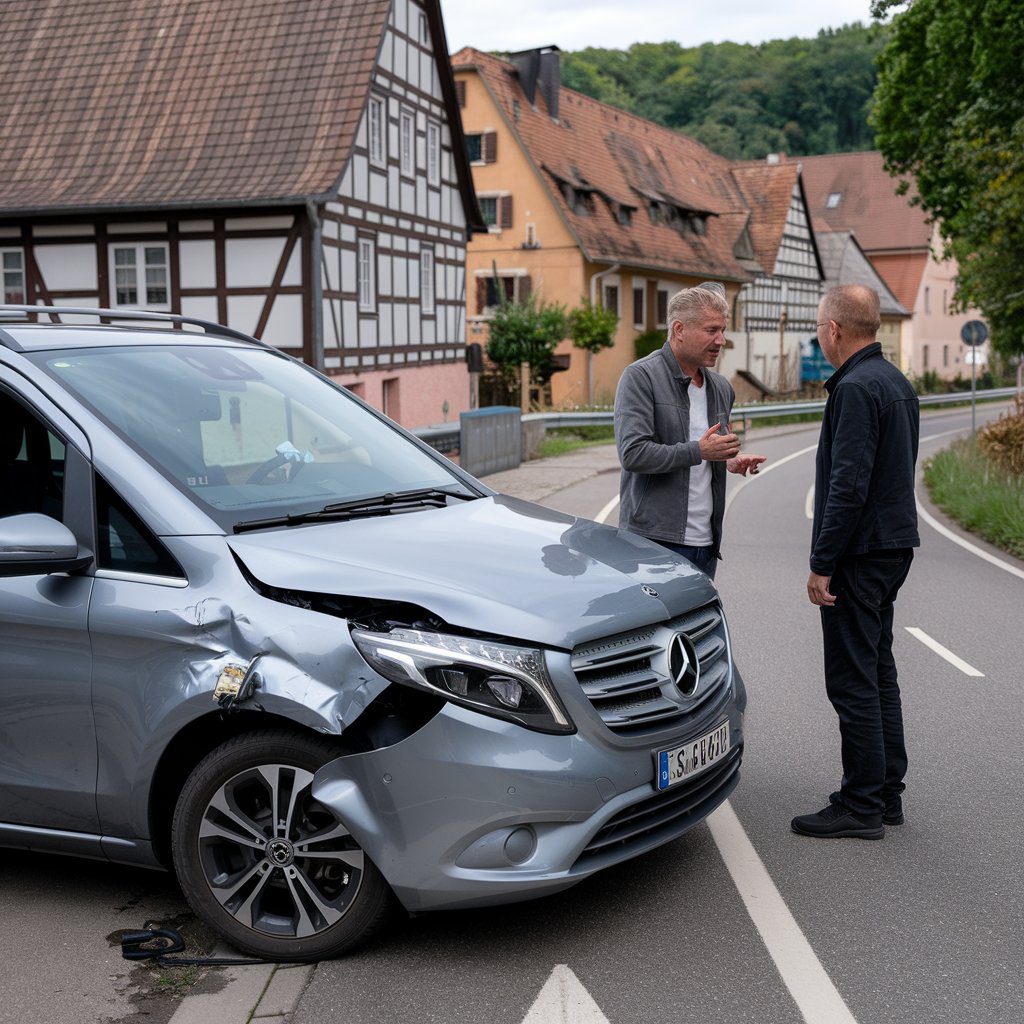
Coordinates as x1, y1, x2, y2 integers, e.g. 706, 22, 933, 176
560, 23, 887, 159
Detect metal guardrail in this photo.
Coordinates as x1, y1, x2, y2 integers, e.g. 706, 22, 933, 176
413, 388, 1020, 452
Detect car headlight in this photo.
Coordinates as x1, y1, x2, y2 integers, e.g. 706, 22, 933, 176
350, 627, 575, 735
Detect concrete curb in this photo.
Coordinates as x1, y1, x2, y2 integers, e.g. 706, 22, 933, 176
168, 956, 314, 1024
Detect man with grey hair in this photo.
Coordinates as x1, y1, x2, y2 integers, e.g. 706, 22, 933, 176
793, 284, 920, 840
613, 284, 765, 579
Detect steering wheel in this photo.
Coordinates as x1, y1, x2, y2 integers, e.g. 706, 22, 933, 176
245, 454, 308, 485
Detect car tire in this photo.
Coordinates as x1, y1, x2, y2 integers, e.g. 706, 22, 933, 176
171, 729, 393, 961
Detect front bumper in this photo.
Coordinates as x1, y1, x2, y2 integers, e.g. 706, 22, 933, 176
311, 672, 745, 912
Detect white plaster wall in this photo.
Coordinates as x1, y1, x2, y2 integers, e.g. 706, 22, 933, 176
261, 295, 304, 351
180, 296, 220, 322
179, 240, 216, 289
226, 237, 286, 289
33, 245, 97, 290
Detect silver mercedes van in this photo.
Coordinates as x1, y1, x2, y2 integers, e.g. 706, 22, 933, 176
0, 307, 745, 960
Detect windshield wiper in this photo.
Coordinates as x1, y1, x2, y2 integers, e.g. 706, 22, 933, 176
232, 487, 480, 533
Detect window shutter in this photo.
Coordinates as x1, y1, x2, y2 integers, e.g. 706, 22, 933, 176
483, 131, 498, 163
519, 275, 532, 301
499, 195, 513, 230
476, 276, 488, 314
455, 80, 466, 108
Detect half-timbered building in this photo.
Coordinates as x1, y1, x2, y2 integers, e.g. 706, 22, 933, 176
0, 0, 482, 428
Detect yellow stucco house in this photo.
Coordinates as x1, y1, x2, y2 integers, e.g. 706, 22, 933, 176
452, 46, 824, 406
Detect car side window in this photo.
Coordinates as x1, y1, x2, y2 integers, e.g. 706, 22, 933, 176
0, 389, 66, 521
95, 474, 186, 579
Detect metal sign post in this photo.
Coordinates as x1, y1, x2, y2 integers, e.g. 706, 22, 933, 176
960, 320, 989, 435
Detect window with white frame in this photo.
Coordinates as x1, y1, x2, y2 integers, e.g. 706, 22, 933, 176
420, 247, 435, 315
111, 243, 169, 308
368, 94, 386, 167
427, 121, 440, 185
358, 237, 376, 312
2, 249, 26, 304
400, 109, 415, 176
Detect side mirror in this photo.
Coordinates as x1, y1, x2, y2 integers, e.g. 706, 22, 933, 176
0, 514, 92, 577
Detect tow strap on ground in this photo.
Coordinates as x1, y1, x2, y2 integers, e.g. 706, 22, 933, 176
120, 928, 270, 966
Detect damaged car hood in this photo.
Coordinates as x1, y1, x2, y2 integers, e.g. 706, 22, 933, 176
228, 495, 716, 649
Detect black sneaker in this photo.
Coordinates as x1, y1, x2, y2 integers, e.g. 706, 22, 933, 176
883, 806, 904, 826
791, 803, 884, 840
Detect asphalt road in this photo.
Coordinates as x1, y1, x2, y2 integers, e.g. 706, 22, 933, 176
294, 404, 1024, 1024
3, 404, 1021, 1024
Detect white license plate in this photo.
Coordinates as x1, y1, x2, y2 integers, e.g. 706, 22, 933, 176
656, 721, 730, 791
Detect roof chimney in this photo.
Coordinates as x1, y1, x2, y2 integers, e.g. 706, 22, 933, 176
510, 46, 561, 121
766, 153, 781, 165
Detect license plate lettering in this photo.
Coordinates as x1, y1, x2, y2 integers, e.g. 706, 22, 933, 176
657, 722, 730, 791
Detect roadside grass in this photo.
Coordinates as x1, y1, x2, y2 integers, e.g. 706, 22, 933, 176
924, 438, 1024, 559
538, 424, 615, 458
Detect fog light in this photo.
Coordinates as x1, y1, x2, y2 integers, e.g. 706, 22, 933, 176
503, 826, 536, 864
486, 675, 523, 708
436, 668, 469, 697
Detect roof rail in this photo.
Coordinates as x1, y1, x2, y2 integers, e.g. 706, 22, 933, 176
0, 305, 268, 347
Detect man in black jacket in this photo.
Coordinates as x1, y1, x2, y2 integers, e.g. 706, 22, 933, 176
792, 285, 920, 840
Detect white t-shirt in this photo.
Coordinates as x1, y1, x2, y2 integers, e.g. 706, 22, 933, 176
684, 377, 713, 545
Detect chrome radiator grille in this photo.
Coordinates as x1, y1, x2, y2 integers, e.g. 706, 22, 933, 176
570, 602, 731, 734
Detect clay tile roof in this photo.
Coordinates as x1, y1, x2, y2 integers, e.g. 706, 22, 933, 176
729, 162, 805, 276
797, 151, 931, 253
0, 0, 392, 213
452, 47, 755, 282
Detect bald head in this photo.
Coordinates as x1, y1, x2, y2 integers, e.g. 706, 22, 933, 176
820, 286, 881, 341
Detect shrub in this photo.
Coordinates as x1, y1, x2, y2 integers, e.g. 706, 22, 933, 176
568, 299, 618, 354
978, 410, 1024, 477
634, 329, 664, 360
486, 295, 568, 386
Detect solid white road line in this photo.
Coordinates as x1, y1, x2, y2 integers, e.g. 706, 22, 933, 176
915, 502, 1024, 582
724, 442, 819, 518
707, 802, 859, 1024
520, 965, 611, 1024
805, 484, 815, 520
905, 627, 985, 677
594, 493, 619, 525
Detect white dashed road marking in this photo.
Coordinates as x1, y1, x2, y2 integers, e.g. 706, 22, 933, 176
905, 627, 985, 677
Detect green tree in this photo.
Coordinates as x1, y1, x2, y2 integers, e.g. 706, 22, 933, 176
567, 298, 619, 404
872, 0, 1024, 357
486, 293, 568, 387
567, 299, 618, 355
559, 26, 885, 160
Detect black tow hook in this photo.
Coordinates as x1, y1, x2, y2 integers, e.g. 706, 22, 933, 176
120, 928, 270, 966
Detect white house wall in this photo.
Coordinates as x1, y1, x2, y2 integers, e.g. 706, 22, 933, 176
2, 215, 306, 356
725, 182, 823, 389
321, 0, 468, 376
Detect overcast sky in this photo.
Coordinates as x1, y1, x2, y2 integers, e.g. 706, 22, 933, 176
439, 0, 876, 53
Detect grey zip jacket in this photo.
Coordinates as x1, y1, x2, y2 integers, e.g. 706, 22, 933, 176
614, 342, 735, 554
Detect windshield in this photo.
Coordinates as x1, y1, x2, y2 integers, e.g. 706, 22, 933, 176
35, 344, 472, 531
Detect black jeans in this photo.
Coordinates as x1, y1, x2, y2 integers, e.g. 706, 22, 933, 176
821, 549, 913, 818
662, 542, 717, 580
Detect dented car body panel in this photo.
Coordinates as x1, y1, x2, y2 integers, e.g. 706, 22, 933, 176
0, 317, 745, 915
228, 495, 718, 650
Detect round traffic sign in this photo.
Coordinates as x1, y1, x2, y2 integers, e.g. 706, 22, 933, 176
960, 320, 989, 346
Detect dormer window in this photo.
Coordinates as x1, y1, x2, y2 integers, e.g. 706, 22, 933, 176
617, 206, 632, 227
